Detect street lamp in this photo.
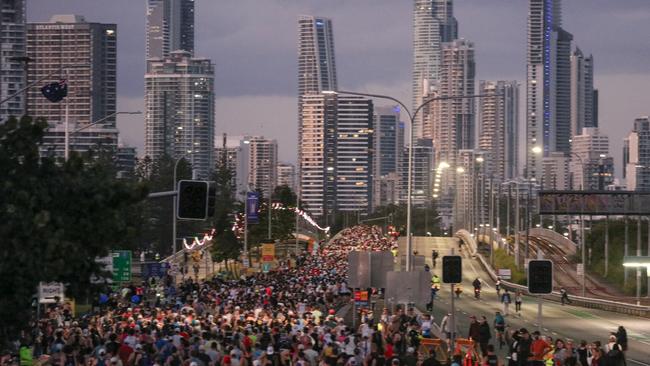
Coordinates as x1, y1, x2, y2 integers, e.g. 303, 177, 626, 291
66, 111, 142, 160
322, 90, 499, 271
569, 151, 587, 297
525, 146, 543, 265
623, 256, 650, 305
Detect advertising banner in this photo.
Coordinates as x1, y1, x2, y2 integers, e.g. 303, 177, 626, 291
246, 192, 260, 224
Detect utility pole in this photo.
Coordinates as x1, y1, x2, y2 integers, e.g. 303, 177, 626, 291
515, 181, 520, 268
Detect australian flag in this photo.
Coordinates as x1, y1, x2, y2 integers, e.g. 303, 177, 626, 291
41, 79, 68, 103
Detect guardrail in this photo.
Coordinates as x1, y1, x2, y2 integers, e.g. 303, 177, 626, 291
455, 230, 650, 318
528, 228, 577, 255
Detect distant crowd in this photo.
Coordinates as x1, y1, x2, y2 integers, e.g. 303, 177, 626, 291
3, 225, 631, 366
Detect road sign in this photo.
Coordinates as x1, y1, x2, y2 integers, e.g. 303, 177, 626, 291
354, 290, 370, 307
576, 263, 584, 276
38, 282, 64, 304
497, 268, 512, 280
142, 262, 169, 278
385, 271, 431, 306
528, 260, 553, 294
92, 255, 114, 284
112, 250, 132, 282
348, 251, 394, 288
262, 243, 275, 262
242, 257, 250, 268
262, 262, 271, 273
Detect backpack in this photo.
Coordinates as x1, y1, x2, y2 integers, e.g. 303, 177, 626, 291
606, 343, 622, 360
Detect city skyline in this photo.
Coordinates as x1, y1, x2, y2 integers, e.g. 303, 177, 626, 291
26, 0, 650, 175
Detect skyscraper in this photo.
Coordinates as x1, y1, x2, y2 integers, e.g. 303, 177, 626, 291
478, 80, 520, 182
569, 127, 612, 190
570, 48, 597, 137
336, 96, 374, 214
624, 117, 650, 191
146, 0, 194, 59
399, 139, 434, 208
299, 94, 373, 221
542, 152, 570, 190
297, 15, 337, 99
297, 15, 337, 194
527, 0, 573, 179
247, 136, 278, 198
412, 0, 458, 138
277, 163, 296, 191
26, 15, 117, 157
215, 135, 250, 201
372, 106, 404, 210
299, 94, 337, 219
373, 106, 404, 177
145, 50, 214, 178
0, 0, 26, 121
431, 39, 475, 180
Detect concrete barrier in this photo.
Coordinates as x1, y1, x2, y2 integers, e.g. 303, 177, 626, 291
529, 228, 577, 255
455, 231, 650, 318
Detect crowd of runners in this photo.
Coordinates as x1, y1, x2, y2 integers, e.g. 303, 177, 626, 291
2, 225, 632, 366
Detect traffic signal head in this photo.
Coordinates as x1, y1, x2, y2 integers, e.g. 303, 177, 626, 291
442, 255, 462, 284
207, 182, 216, 217
177, 180, 209, 220
528, 260, 553, 294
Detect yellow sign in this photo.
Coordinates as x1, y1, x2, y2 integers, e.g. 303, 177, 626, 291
262, 243, 275, 261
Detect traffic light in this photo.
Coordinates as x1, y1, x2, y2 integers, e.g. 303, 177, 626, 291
528, 259, 553, 294
177, 180, 209, 220
442, 255, 462, 284
207, 182, 216, 217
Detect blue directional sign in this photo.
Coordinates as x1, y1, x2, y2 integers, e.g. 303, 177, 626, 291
142, 262, 170, 278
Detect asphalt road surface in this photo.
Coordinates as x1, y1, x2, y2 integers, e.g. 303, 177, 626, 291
421, 240, 650, 365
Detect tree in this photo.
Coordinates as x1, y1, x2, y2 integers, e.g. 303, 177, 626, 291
133, 155, 203, 256
209, 154, 240, 271
271, 185, 297, 241
0, 116, 147, 346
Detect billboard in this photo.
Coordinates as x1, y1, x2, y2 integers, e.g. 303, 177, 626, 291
538, 191, 650, 215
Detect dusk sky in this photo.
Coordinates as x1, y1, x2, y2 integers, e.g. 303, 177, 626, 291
28, 0, 650, 176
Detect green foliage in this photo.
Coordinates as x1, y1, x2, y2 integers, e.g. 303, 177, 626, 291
586, 219, 649, 295
361, 203, 442, 237
0, 116, 147, 345
133, 155, 203, 256
209, 157, 240, 264
492, 248, 527, 285
271, 185, 298, 241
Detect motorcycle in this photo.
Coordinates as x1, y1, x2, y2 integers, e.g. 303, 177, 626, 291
474, 287, 481, 300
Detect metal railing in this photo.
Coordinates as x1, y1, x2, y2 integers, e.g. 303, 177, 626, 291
455, 230, 650, 318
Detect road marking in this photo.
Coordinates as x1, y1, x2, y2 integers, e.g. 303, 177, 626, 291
628, 359, 650, 366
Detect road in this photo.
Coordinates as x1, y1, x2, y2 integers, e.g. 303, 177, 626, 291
417, 238, 650, 365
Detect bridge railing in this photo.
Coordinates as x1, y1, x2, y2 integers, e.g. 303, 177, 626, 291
455, 230, 650, 318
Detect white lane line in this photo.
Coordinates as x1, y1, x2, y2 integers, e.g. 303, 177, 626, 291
465, 256, 492, 289
628, 359, 650, 366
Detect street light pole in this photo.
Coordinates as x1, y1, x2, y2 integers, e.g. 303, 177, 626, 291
65, 110, 142, 160
172, 155, 188, 255
570, 152, 586, 297
324, 90, 500, 271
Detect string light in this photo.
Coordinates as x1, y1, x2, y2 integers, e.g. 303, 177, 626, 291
183, 229, 216, 250
184, 204, 329, 252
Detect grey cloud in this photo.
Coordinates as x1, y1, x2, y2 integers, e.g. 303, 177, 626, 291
27, 0, 650, 168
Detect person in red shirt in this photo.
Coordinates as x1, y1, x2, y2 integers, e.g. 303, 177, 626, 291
528, 331, 551, 366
